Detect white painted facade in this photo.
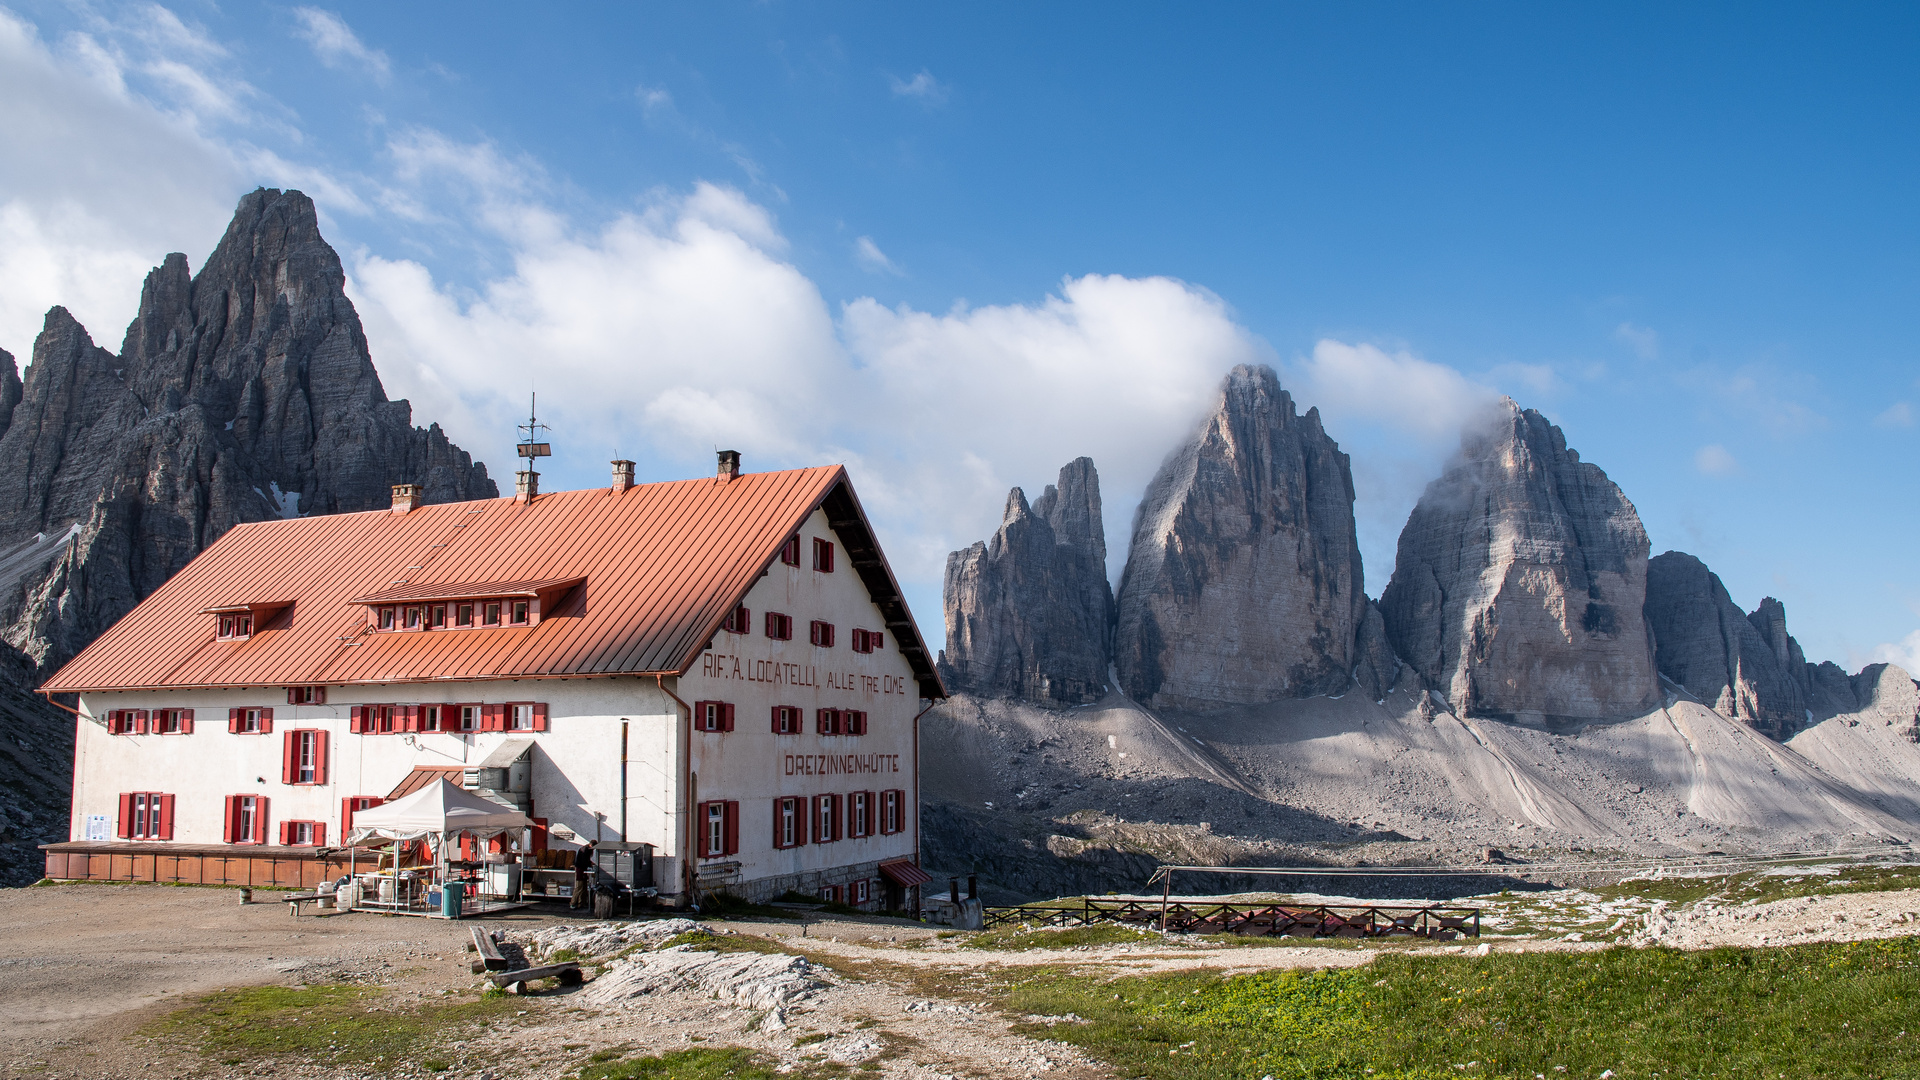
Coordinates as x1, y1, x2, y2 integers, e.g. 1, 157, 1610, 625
66, 509, 922, 906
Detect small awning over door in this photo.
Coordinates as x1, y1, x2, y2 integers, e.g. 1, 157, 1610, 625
878, 859, 931, 888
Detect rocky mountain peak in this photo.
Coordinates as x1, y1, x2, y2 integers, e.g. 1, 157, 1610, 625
941, 457, 1115, 705
1114, 363, 1366, 709
1380, 399, 1659, 723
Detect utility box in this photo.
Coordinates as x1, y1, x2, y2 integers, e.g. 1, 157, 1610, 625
594, 842, 654, 890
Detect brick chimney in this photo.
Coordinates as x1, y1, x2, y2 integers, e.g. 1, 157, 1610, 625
611, 459, 635, 493
515, 469, 539, 503
390, 483, 421, 514
717, 449, 741, 483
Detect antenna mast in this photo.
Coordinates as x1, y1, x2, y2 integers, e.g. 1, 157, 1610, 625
514, 393, 551, 503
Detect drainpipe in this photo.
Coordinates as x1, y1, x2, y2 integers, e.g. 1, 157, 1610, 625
655, 674, 694, 907
619, 719, 629, 842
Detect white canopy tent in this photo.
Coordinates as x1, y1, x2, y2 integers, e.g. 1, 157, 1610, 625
345, 778, 532, 843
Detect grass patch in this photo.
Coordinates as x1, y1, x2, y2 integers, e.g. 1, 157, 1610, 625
153, 983, 519, 1070
996, 936, 1920, 1079
577, 1046, 779, 1080
657, 929, 793, 955
701, 891, 798, 920
548, 947, 583, 963
964, 923, 1166, 950
1590, 862, 1920, 907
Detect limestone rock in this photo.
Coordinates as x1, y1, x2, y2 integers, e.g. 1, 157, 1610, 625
1849, 663, 1920, 742
1379, 400, 1659, 723
940, 457, 1114, 705
1351, 599, 1401, 703
1643, 552, 1816, 737
1114, 363, 1365, 709
0, 188, 495, 673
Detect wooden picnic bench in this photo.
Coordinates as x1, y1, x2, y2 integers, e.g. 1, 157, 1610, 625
488, 962, 584, 993
284, 893, 329, 916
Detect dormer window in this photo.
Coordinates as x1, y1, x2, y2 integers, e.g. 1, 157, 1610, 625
428, 604, 447, 629
455, 604, 473, 627
218, 613, 252, 640
404, 606, 422, 630
377, 607, 395, 630
510, 601, 530, 625
204, 601, 286, 640
484, 603, 502, 626
350, 577, 583, 633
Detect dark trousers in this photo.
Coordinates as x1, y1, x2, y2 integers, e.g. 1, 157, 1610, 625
571, 870, 590, 909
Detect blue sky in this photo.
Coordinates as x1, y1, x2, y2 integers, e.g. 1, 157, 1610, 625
1, 2, 1916, 670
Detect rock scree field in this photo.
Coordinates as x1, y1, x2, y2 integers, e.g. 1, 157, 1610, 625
4, 869, 1918, 1080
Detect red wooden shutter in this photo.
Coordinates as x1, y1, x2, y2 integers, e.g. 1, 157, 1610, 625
722, 703, 735, 732
281, 730, 297, 784
341, 797, 354, 832
349, 705, 366, 733
256, 797, 269, 845
402, 705, 418, 732
485, 704, 506, 731
279, 820, 292, 846
228, 708, 241, 734
116, 793, 133, 838
313, 731, 329, 786
694, 801, 711, 855
179, 709, 194, 734
134, 709, 149, 734
259, 707, 273, 734
771, 706, 783, 734
832, 794, 844, 841
223, 795, 237, 843
287, 687, 298, 705
724, 801, 740, 856
156, 794, 175, 840
773, 800, 784, 849
532, 703, 548, 731
313, 822, 326, 846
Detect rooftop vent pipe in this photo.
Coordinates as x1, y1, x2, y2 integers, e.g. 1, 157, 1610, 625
611, 459, 635, 493
717, 449, 741, 482
390, 484, 421, 514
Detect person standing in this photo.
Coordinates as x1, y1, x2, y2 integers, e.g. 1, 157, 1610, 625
571, 840, 598, 911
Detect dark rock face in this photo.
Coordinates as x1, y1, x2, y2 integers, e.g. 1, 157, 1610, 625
1114, 364, 1366, 710
940, 457, 1114, 705
0, 188, 494, 673
1644, 550, 1862, 737
1351, 599, 1401, 703
1380, 400, 1659, 723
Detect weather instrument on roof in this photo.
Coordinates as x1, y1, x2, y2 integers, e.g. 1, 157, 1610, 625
516, 394, 551, 459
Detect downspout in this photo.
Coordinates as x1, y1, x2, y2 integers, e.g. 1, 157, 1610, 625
619, 719, 629, 842
38, 690, 83, 718
655, 674, 694, 907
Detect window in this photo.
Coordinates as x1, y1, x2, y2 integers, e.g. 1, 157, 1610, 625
378, 607, 395, 630
228, 706, 272, 734
420, 704, 441, 732
765, 612, 793, 640
510, 601, 530, 625
820, 884, 842, 904
117, 792, 173, 840
721, 605, 751, 633
280, 820, 325, 846
814, 794, 841, 843
880, 789, 904, 835
810, 620, 835, 648
459, 704, 480, 732
854, 879, 871, 905
813, 537, 835, 573
151, 708, 192, 734
218, 613, 252, 639
774, 796, 805, 849
286, 686, 326, 705
282, 729, 328, 786
510, 703, 535, 731
816, 708, 842, 736
852, 628, 885, 653
428, 604, 447, 629
455, 603, 474, 627
224, 794, 268, 844
843, 710, 868, 736
376, 705, 397, 733
107, 709, 146, 735
771, 705, 803, 734
404, 606, 422, 629
341, 796, 383, 832
694, 700, 735, 733
779, 536, 801, 566
696, 800, 739, 857
849, 790, 873, 838
483, 602, 502, 626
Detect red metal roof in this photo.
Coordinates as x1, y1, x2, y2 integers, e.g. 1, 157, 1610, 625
43, 466, 945, 697
350, 577, 584, 604
387, 766, 465, 801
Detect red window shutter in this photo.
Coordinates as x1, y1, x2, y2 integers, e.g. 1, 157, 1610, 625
179, 709, 194, 734
287, 687, 298, 705
833, 794, 844, 841
259, 707, 273, 734
724, 801, 740, 856
313, 731, 329, 786
256, 797, 269, 846
281, 730, 297, 785
402, 705, 418, 732
722, 703, 735, 732
771, 706, 783, 734
313, 822, 326, 846
157, 794, 175, 840
873, 631, 885, 650
773, 800, 784, 849
533, 703, 548, 731
341, 797, 354, 832
279, 820, 291, 846
694, 801, 711, 855
134, 709, 149, 734
228, 708, 241, 734
349, 705, 366, 734
486, 704, 507, 732
223, 795, 237, 843
116, 793, 133, 838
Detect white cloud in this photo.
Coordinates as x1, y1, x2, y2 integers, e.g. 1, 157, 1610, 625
292, 8, 391, 82
1615, 321, 1659, 359
1695, 443, 1739, 476
635, 84, 672, 112
1296, 340, 1500, 442
853, 236, 900, 275
1874, 401, 1914, 429
1870, 630, 1920, 674
888, 69, 950, 105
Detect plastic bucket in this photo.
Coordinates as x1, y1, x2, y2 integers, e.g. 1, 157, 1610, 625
441, 881, 465, 919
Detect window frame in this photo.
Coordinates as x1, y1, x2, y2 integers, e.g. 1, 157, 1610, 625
722, 604, 751, 634
775, 796, 804, 849
455, 603, 474, 627
809, 620, 835, 648
812, 537, 835, 573
772, 705, 802, 734
779, 536, 801, 566
510, 600, 530, 625
880, 789, 903, 835
765, 612, 793, 640
483, 602, 502, 626
848, 790, 873, 838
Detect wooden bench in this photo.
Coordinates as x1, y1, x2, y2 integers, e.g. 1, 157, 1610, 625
488, 962, 584, 993
470, 926, 510, 972
284, 893, 329, 916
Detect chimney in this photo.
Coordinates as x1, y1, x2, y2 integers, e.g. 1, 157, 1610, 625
717, 449, 741, 483
516, 469, 539, 503
390, 483, 421, 514
611, 459, 635, 493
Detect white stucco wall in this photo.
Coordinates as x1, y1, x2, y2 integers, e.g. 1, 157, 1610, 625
68, 509, 929, 904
